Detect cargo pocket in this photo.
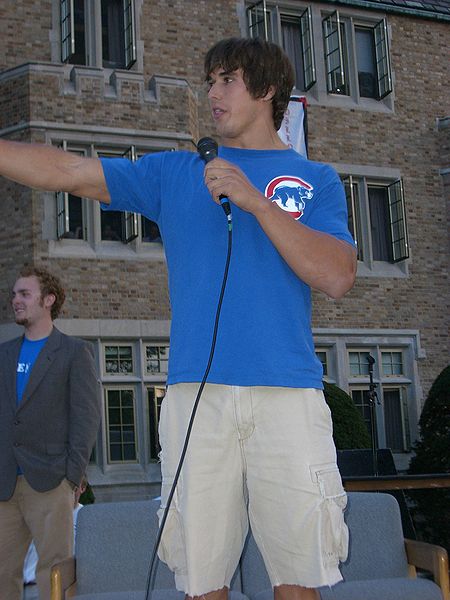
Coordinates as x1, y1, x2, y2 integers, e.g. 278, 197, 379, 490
156, 487, 187, 575
310, 463, 349, 567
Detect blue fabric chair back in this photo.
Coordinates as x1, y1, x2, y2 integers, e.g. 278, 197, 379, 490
75, 500, 176, 594
340, 492, 409, 580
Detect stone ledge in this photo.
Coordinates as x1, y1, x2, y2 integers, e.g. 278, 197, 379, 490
0, 62, 195, 104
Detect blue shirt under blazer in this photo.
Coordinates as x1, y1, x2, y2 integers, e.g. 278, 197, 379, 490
0, 327, 101, 501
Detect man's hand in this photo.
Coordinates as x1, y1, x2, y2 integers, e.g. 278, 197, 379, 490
204, 158, 267, 214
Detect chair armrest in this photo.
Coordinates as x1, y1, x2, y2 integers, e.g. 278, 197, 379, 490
405, 538, 450, 600
50, 556, 76, 600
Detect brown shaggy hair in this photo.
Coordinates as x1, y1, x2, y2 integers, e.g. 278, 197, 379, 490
204, 37, 295, 131
19, 266, 66, 320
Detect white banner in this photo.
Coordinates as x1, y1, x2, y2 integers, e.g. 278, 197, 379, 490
278, 96, 307, 158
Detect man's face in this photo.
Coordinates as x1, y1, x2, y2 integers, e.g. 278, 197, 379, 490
11, 276, 53, 328
206, 67, 273, 146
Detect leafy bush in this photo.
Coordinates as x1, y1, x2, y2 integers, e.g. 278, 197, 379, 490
323, 381, 372, 450
80, 481, 96, 505
407, 365, 450, 552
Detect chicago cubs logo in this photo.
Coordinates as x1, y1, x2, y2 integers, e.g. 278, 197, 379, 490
266, 176, 314, 220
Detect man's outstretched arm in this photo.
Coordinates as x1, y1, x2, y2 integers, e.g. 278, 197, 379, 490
0, 139, 110, 203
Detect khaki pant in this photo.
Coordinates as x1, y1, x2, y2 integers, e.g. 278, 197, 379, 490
158, 384, 348, 596
0, 476, 74, 600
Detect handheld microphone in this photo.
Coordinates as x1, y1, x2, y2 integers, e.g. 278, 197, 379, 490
197, 137, 231, 216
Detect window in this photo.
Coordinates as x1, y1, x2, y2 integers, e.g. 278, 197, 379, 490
314, 331, 421, 462
383, 386, 410, 452
98, 149, 139, 243
349, 351, 371, 376
322, 12, 349, 95
343, 176, 409, 266
347, 347, 411, 452
382, 351, 403, 376
315, 349, 329, 378
247, 2, 316, 92
280, 10, 316, 91
145, 345, 169, 375
246, 3, 393, 104
322, 10, 392, 100
53, 141, 163, 248
104, 344, 134, 375
60, 0, 137, 69
95, 338, 170, 465
56, 144, 87, 240
148, 386, 165, 460
105, 387, 137, 462
350, 388, 373, 440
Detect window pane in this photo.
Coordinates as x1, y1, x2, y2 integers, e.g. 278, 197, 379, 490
61, 0, 74, 62
101, 210, 123, 241
281, 16, 305, 91
322, 13, 348, 95
316, 351, 328, 376
382, 351, 403, 376
374, 19, 393, 99
384, 388, 405, 451
355, 27, 377, 99
67, 195, 83, 238
148, 386, 166, 460
123, 444, 136, 460
247, 0, 271, 40
142, 217, 162, 243
145, 345, 169, 374
108, 408, 121, 425
106, 388, 137, 462
101, 0, 126, 69
349, 351, 370, 376
343, 177, 363, 261
351, 389, 373, 442
67, 0, 86, 65
105, 345, 134, 374
388, 180, 409, 262
300, 6, 316, 90
368, 186, 392, 262
123, 0, 136, 68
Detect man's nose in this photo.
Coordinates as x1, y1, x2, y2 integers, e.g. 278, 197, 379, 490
208, 83, 220, 100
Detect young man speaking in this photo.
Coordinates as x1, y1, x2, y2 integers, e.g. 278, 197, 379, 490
0, 37, 356, 600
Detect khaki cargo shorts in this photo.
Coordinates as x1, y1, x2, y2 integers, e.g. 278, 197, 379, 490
157, 383, 348, 596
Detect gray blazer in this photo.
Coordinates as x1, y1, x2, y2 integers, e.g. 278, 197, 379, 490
0, 327, 101, 501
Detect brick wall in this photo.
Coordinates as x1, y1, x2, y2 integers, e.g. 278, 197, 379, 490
0, 1, 448, 401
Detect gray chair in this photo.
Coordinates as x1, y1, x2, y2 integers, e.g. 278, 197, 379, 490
50, 499, 247, 600
239, 492, 449, 600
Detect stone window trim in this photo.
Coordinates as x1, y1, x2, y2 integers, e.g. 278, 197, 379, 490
312, 327, 425, 457
53, 0, 143, 72
37, 129, 180, 260
244, 0, 395, 113
332, 162, 409, 278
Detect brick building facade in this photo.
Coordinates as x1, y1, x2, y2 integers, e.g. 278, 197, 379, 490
0, 0, 448, 500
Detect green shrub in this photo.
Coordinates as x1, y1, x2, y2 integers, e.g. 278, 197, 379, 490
323, 381, 372, 450
407, 365, 450, 552
79, 481, 96, 505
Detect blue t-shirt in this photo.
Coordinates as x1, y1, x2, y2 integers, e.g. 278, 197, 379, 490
101, 147, 354, 389
16, 337, 48, 405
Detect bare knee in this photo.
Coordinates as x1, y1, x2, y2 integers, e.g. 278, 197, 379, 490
274, 584, 320, 600
186, 586, 228, 600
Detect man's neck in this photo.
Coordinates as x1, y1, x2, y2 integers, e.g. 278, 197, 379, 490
220, 124, 288, 151
24, 321, 53, 341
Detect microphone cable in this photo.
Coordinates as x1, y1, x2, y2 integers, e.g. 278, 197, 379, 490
144, 208, 233, 599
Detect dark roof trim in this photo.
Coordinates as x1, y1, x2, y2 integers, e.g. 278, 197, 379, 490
320, 0, 450, 21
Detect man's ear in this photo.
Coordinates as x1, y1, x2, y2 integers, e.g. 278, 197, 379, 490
44, 293, 56, 311
263, 85, 276, 102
